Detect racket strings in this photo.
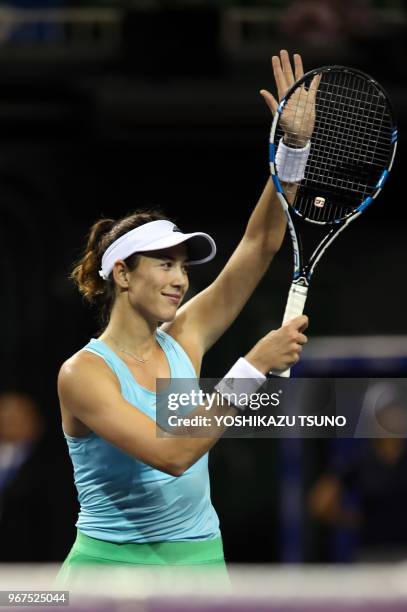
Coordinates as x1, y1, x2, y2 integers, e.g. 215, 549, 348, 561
305, 73, 389, 219
309, 81, 386, 187
276, 69, 394, 223
314, 73, 388, 178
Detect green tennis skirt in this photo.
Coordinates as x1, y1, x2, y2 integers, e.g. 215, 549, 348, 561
57, 530, 227, 586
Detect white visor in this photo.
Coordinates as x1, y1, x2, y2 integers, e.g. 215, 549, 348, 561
99, 219, 216, 280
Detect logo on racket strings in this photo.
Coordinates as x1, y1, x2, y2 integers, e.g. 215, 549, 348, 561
314, 197, 326, 208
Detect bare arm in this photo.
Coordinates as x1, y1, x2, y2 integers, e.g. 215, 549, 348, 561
163, 178, 286, 360
58, 352, 237, 477
59, 319, 308, 477
164, 51, 310, 362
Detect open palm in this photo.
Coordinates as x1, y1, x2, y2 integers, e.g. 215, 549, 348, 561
260, 50, 320, 148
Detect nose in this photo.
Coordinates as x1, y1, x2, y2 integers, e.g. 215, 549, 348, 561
170, 264, 188, 291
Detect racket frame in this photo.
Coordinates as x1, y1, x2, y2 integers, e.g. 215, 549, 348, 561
268, 65, 398, 377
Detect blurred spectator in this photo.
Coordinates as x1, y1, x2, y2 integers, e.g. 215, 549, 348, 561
308, 383, 407, 562
0, 391, 76, 562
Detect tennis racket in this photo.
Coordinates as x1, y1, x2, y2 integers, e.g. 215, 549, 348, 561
269, 66, 397, 377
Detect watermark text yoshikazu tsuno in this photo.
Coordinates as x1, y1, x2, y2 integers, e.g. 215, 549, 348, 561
156, 378, 407, 438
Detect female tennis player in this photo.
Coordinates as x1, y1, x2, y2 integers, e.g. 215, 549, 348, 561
57, 50, 314, 580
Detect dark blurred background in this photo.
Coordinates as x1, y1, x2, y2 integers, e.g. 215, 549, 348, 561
0, 0, 406, 566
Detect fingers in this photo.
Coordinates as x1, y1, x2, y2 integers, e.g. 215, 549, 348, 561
270, 51, 305, 102
297, 332, 308, 345
272, 55, 288, 99
259, 89, 278, 114
281, 319, 308, 365
259, 314, 308, 371
280, 49, 295, 87
293, 53, 304, 81
309, 72, 322, 96
288, 329, 307, 352
287, 315, 309, 332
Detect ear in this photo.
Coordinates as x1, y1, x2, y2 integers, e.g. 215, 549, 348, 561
112, 260, 130, 289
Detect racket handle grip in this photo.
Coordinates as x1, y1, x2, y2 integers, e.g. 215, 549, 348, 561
282, 283, 308, 325
270, 283, 308, 378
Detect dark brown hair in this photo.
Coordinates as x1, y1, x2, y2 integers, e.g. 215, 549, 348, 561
71, 209, 169, 327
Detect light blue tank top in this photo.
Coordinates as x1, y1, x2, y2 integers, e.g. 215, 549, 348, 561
64, 329, 220, 543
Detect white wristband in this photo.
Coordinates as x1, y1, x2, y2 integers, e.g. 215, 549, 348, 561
214, 357, 267, 411
275, 138, 311, 183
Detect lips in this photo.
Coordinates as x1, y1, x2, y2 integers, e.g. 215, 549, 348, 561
162, 293, 181, 304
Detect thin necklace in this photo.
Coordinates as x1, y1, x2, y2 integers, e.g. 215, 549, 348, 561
106, 334, 150, 364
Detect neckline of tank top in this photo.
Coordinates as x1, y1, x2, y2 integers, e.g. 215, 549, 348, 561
90, 335, 173, 396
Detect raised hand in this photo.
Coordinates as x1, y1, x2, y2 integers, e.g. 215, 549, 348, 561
260, 50, 320, 148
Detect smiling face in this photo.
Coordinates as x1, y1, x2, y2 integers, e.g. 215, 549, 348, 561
124, 243, 190, 323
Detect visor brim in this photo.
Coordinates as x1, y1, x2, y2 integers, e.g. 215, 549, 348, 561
137, 231, 216, 265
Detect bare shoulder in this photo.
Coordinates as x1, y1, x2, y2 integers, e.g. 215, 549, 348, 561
58, 350, 120, 437
58, 349, 117, 392
57, 349, 174, 472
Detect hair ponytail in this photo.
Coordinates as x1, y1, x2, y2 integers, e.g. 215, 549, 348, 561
71, 218, 115, 301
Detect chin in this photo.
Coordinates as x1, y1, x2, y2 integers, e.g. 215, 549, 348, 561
154, 304, 178, 324
160, 310, 178, 323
